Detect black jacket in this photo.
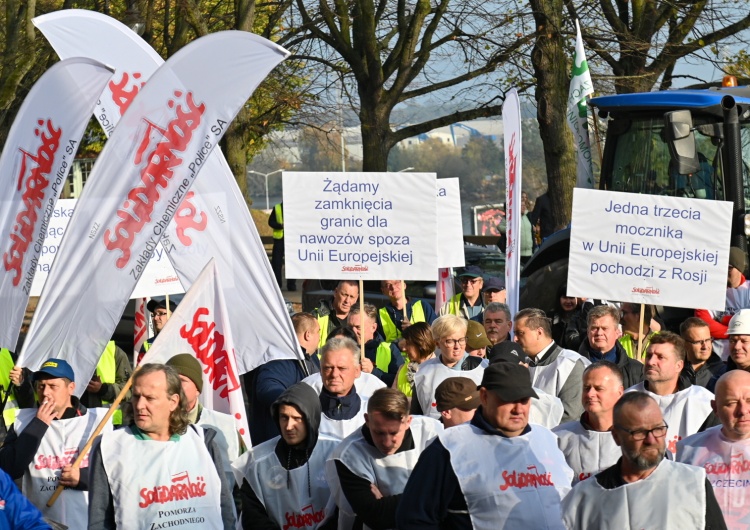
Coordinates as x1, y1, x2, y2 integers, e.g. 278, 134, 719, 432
241, 382, 335, 530
682, 352, 726, 389
578, 338, 644, 389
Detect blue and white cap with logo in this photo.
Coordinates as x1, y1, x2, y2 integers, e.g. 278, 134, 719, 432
34, 358, 75, 382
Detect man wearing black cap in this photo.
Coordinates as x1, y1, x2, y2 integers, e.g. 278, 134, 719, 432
396, 363, 573, 529
0, 358, 113, 529
696, 246, 750, 360
138, 298, 177, 359
439, 266, 485, 319
235, 382, 338, 529
482, 277, 506, 305
435, 377, 480, 427
166, 354, 244, 486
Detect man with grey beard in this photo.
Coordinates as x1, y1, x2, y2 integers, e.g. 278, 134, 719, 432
562, 392, 727, 529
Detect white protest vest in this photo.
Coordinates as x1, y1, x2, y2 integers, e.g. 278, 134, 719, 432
235, 434, 339, 529
100, 425, 223, 529
440, 423, 572, 530
326, 416, 443, 530
319, 406, 366, 442
530, 387, 564, 429
302, 372, 386, 399
414, 357, 486, 420
562, 459, 706, 529
15, 407, 111, 529
529, 347, 589, 397
677, 425, 750, 528
196, 407, 241, 486
552, 420, 620, 484
628, 383, 714, 454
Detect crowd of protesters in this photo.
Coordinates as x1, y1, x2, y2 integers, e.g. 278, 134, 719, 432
0, 247, 749, 529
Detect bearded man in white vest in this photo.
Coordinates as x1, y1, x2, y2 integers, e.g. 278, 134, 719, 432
0, 358, 113, 529
235, 382, 338, 529
563, 392, 727, 529
166, 354, 245, 486
553, 361, 624, 483
513, 308, 590, 423
628, 331, 720, 455
327, 388, 442, 529
396, 362, 573, 530
677, 369, 750, 529
88, 363, 235, 529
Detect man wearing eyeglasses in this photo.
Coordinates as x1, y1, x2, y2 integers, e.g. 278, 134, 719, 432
680, 317, 725, 389
628, 332, 719, 455
677, 370, 750, 529
439, 266, 485, 319
563, 392, 727, 529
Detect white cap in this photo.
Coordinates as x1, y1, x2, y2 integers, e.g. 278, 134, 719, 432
727, 309, 750, 335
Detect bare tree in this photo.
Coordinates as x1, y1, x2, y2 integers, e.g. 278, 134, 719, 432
277, 0, 535, 171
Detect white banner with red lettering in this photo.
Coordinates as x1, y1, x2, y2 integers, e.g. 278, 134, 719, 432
0, 58, 113, 352
35, 9, 301, 374
140, 260, 250, 447
503, 89, 522, 319
134, 297, 149, 357
18, 30, 289, 392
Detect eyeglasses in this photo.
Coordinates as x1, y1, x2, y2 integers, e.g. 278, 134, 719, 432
615, 423, 669, 441
685, 338, 712, 346
153, 311, 169, 317
443, 337, 467, 347
460, 278, 482, 285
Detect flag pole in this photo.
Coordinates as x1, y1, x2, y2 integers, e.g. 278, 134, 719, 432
359, 280, 365, 361
47, 366, 140, 507
636, 304, 646, 363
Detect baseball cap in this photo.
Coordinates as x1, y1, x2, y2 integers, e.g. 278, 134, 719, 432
147, 298, 177, 313
435, 377, 481, 412
727, 309, 750, 336
482, 277, 505, 292
479, 363, 538, 402
34, 358, 75, 382
466, 320, 492, 350
488, 341, 524, 365
729, 247, 746, 272
457, 266, 483, 278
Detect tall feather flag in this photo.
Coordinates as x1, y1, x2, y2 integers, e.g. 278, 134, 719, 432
34, 10, 302, 375
567, 20, 595, 189
0, 58, 113, 352
17, 31, 289, 395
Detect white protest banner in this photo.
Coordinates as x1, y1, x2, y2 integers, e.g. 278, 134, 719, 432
568, 19, 595, 189
18, 31, 289, 393
29, 199, 184, 298
437, 178, 465, 268
568, 189, 732, 310
141, 259, 250, 447
0, 58, 113, 352
35, 10, 300, 374
436, 268, 455, 311
503, 89, 522, 318
283, 172, 438, 280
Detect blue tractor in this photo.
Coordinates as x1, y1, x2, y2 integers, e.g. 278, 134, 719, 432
520, 80, 750, 328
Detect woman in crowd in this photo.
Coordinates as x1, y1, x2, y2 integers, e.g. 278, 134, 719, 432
393, 322, 436, 400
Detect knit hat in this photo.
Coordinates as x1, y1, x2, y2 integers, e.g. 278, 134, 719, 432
166, 354, 204, 393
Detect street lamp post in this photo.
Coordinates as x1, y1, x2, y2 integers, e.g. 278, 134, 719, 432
247, 169, 283, 210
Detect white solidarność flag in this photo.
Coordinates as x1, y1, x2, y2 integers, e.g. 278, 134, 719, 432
134, 297, 148, 358
141, 259, 250, 447
34, 10, 301, 374
568, 19, 595, 189
18, 31, 288, 394
0, 58, 113, 351
503, 89, 522, 320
